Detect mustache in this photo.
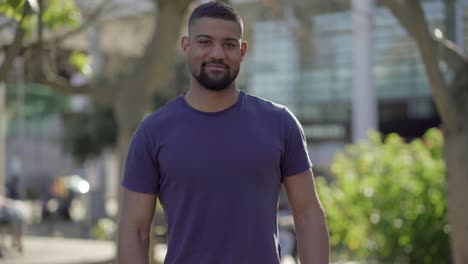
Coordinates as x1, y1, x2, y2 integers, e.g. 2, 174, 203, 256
202, 60, 229, 69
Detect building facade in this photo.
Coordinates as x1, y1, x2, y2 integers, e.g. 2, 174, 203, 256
237, 0, 466, 167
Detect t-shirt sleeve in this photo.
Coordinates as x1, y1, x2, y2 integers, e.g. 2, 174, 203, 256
280, 107, 313, 178
121, 122, 160, 194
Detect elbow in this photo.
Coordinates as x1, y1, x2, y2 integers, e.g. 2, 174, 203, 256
294, 203, 326, 225
293, 203, 326, 226
137, 225, 152, 243
118, 217, 152, 244
131, 224, 152, 243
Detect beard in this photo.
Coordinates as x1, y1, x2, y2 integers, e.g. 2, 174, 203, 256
192, 61, 238, 91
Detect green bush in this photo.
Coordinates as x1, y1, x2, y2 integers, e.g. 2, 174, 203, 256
317, 128, 450, 263
91, 218, 116, 240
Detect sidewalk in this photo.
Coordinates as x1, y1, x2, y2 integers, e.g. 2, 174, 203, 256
1, 236, 115, 264
1, 235, 350, 264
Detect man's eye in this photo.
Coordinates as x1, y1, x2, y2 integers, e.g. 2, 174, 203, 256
199, 40, 211, 45
226, 43, 237, 48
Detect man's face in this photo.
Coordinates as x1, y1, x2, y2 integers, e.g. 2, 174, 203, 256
182, 17, 247, 91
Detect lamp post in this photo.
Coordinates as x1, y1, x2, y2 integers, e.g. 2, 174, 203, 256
11, 57, 25, 199
0, 82, 6, 196
352, 0, 377, 142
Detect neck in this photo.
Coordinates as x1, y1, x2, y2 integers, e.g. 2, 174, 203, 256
184, 82, 238, 113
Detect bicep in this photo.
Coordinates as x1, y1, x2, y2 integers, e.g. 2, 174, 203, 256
283, 168, 322, 215
120, 188, 157, 230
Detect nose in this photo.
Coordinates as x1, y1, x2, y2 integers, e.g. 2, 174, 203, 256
209, 43, 226, 60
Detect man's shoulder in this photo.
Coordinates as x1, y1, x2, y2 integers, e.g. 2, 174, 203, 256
140, 95, 184, 130
242, 92, 301, 127
243, 91, 287, 114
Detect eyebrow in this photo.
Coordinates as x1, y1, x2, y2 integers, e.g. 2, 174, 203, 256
194, 34, 241, 42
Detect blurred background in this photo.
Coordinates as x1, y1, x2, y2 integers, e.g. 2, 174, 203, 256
0, 0, 467, 263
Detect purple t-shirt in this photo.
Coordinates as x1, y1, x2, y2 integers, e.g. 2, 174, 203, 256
122, 90, 312, 264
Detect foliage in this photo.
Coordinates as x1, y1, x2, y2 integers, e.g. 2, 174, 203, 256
0, 0, 27, 21
0, 0, 81, 35
316, 128, 450, 263
61, 56, 187, 164
42, 0, 80, 29
91, 218, 116, 240
62, 104, 117, 163
69, 51, 92, 76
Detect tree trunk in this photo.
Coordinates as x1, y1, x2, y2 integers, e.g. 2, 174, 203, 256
381, 1, 468, 262
112, 0, 192, 200
444, 128, 468, 264
114, 106, 134, 204
114, 108, 141, 210
444, 61, 468, 264
111, 2, 192, 261
0, 5, 29, 81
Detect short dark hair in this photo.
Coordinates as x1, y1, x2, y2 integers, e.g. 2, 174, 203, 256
189, 1, 243, 34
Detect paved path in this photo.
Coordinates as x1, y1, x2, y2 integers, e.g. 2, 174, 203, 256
0, 235, 355, 264
0, 236, 114, 264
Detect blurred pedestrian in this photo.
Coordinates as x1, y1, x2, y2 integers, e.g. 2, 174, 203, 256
118, 1, 329, 263
5, 176, 19, 200
0, 196, 24, 254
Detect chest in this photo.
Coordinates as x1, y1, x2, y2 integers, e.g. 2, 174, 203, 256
156, 116, 283, 192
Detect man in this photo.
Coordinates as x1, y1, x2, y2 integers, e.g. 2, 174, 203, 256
118, 1, 329, 264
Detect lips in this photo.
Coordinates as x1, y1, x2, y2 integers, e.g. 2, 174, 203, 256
203, 62, 228, 70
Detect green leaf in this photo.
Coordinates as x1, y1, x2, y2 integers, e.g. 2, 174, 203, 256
0, 0, 26, 20
42, 0, 80, 29
69, 51, 92, 76
321, 129, 449, 263
7, 0, 26, 9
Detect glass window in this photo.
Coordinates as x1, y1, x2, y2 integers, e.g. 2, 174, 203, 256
245, 1, 442, 126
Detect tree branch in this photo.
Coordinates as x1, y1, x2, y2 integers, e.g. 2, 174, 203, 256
39, 72, 114, 106
0, 4, 30, 81
40, 74, 92, 95
433, 35, 467, 73
380, 0, 458, 128
24, 0, 110, 50
51, 0, 110, 45
125, 0, 192, 98
38, 0, 44, 68
379, 0, 467, 72
35, 0, 115, 106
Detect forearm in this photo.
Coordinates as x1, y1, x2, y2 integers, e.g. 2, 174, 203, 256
118, 224, 151, 264
294, 206, 330, 264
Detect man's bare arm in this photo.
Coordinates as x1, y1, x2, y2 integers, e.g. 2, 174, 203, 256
118, 188, 157, 264
284, 168, 330, 264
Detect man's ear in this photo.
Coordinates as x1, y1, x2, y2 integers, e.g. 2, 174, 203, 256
240, 41, 248, 61
181, 36, 190, 55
